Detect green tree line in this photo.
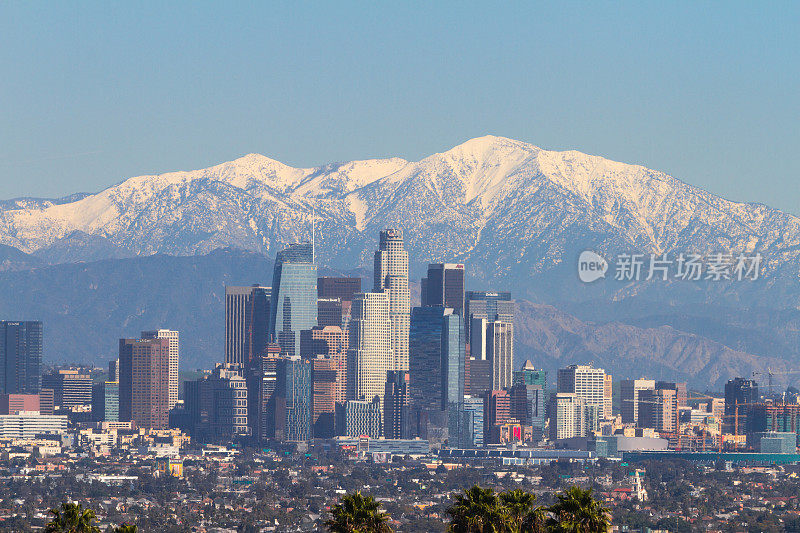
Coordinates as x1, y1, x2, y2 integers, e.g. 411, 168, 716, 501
327, 484, 611, 533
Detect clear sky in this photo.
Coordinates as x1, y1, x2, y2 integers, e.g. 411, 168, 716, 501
1, 2, 798, 212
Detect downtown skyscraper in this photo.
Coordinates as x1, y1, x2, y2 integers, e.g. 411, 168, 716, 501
141, 329, 180, 409
373, 229, 410, 372
0, 321, 42, 395
269, 243, 317, 357
348, 292, 393, 407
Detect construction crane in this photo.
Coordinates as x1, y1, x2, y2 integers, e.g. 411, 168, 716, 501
751, 368, 800, 399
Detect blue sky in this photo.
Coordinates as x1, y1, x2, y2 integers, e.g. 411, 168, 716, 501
1, 2, 798, 212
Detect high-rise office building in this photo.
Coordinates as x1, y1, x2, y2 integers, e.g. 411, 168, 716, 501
461, 396, 485, 448
225, 285, 272, 365
655, 381, 686, 431
270, 244, 317, 357
226, 286, 255, 365
513, 360, 547, 388
0, 394, 40, 415
549, 393, 587, 440
620, 379, 655, 425
317, 298, 344, 328
311, 356, 337, 438
343, 398, 382, 438
42, 370, 92, 408
183, 364, 249, 441
510, 383, 546, 440
384, 370, 410, 439
639, 388, 677, 432
486, 322, 513, 391
91, 381, 119, 422
373, 229, 410, 372
210, 364, 249, 439
725, 377, 759, 416
248, 286, 272, 362
656, 381, 688, 408
0, 321, 42, 395
39, 388, 54, 416
300, 326, 349, 404
318, 277, 362, 301
119, 338, 170, 429
109, 359, 119, 383
484, 390, 511, 444
557, 364, 609, 425
725, 377, 759, 434
408, 307, 464, 412
141, 329, 179, 409
318, 277, 361, 323
464, 292, 514, 338
349, 292, 393, 407
246, 346, 282, 442
275, 356, 312, 442
421, 263, 465, 315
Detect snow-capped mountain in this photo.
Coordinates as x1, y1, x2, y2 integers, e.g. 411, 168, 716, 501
2, 135, 799, 305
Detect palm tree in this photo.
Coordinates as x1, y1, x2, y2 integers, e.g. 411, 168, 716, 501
499, 489, 546, 533
325, 491, 393, 532
44, 502, 100, 533
547, 485, 611, 533
447, 485, 506, 533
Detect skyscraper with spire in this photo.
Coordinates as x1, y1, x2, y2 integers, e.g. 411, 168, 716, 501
269, 243, 317, 357
373, 229, 410, 372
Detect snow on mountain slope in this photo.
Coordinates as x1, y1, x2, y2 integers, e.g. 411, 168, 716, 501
2, 135, 799, 304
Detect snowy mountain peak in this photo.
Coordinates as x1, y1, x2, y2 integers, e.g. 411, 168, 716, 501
1, 135, 799, 305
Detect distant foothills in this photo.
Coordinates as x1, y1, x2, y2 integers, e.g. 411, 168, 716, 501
1, 136, 799, 387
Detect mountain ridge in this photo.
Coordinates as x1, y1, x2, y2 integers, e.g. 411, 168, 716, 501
1, 135, 798, 308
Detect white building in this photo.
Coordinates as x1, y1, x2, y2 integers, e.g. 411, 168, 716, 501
142, 329, 180, 409
486, 321, 513, 391
557, 364, 610, 427
349, 292, 393, 408
373, 229, 410, 372
0, 412, 67, 438
549, 393, 586, 440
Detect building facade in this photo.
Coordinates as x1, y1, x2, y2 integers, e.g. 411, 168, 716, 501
373, 229, 410, 372
344, 398, 382, 438
549, 392, 587, 440
276, 356, 312, 442
141, 329, 180, 409
119, 338, 170, 429
421, 263, 465, 315
349, 292, 393, 407
620, 379, 656, 425
270, 244, 317, 357
300, 326, 349, 403
0, 321, 42, 395
384, 370, 410, 439
557, 364, 609, 424
42, 370, 92, 409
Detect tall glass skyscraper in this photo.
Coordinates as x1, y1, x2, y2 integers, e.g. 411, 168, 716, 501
409, 307, 464, 412
269, 243, 317, 357
0, 321, 42, 395
276, 356, 312, 441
